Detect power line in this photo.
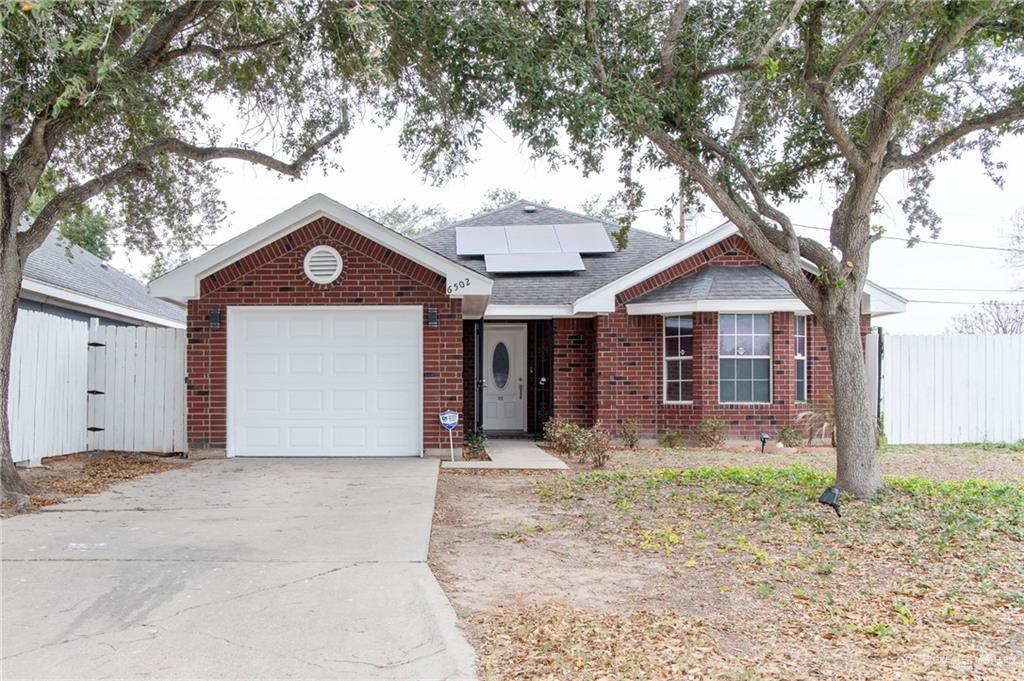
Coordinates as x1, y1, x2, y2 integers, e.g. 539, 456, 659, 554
790, 222, 1023, 254
689, 206, 1024, 254
888, 286, 1023, 293
904, 299, 1024, 305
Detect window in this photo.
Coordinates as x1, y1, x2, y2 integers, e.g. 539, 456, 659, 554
718, 313, 771, 403
663, 316, 693, 403
795, 315, 807, 402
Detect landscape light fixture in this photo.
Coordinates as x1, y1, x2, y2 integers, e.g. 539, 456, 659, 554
759, 432, 770, 453
818, 487, 841, 517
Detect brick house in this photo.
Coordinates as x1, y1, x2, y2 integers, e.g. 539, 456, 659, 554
150, 194, 905, 458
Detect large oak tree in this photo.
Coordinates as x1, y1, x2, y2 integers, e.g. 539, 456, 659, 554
379, 0, 1024, 497
0, 0, 398, 500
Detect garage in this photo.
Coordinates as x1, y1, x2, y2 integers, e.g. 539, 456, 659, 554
227, 306, 423, 457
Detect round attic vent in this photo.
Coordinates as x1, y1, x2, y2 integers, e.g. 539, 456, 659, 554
303, 245, 343, 284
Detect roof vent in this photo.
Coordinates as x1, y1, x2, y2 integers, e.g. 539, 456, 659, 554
523, 204, 538, 213
303, 245, 343, 284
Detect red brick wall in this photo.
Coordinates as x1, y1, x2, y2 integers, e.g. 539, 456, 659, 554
560, 233, 875, 440
186, 216, 462, 452
552, 317, 596, 425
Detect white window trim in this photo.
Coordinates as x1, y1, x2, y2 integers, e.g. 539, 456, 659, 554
718, 312, 773, 405
662, 315, 694, 405
795, 313, 808, 403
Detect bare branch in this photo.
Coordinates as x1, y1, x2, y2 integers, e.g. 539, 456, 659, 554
823, 1, 893, 83
885, 105, 1024, 170
657, 0, 690, 86
801, 81, 868, 174
17, 118, 349, 256
866, 10, 985, 159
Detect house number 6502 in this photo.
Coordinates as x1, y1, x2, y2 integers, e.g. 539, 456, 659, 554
446, 278, 470, 295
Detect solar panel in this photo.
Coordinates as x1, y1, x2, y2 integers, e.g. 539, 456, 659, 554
456, 226, 508, 255
506, 224, 561, 254
553, 223, 615, 253
484, 252, 586, 273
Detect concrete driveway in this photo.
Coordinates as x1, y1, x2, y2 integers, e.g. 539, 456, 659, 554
1, 458, 475, 680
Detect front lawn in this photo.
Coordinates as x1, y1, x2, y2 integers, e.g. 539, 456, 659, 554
430, 447, 1024, 679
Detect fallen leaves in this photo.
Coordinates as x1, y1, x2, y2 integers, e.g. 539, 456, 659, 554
2, 452, 184, 514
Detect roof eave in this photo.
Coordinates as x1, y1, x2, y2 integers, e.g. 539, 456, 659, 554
21, 278, 185, 328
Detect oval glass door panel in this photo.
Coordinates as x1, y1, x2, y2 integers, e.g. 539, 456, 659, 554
492, 342, 510, 388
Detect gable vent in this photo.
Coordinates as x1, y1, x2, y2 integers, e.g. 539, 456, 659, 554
303, 245, 343, 284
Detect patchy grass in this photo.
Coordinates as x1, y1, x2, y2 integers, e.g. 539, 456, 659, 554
431, 454, 1024, 679
1, 452, 185, 516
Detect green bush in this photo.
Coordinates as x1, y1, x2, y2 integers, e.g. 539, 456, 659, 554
620, 418, 641, 449
659, 428, 684, 448
464, 430, 488, 458
696, 419, 726, 448
778, 427, 802, 448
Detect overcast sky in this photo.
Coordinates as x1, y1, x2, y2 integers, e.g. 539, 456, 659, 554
118, 115, 1024, 334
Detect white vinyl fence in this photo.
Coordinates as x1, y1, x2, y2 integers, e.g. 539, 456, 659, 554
8, 310, 89, 464
8, 311, 186, 465
875, 333, 1024, 445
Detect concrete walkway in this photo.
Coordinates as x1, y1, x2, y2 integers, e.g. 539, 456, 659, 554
1, 458, 475, 680
442, 439, 569, 470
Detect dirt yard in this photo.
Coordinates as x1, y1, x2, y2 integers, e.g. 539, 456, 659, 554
1, 451, 185, 516
429, 445, 1024, 679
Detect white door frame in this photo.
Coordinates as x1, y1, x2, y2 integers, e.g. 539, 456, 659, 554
225, 305, 424, 457
481, 323, 527, 431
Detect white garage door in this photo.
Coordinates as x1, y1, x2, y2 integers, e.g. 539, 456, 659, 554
227, 306, 422, 457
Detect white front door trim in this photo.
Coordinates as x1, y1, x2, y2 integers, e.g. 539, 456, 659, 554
481, 323, 527, 431
226, 305, 423, 457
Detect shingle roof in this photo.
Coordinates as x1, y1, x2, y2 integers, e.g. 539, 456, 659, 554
23, 231, 186, 323
414, 200, 681, 305
631, 266, 795, 303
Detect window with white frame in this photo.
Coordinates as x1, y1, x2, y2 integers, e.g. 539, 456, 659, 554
718, 313, 771, 403
663, 316, 693, 403
794, 315, 807, 402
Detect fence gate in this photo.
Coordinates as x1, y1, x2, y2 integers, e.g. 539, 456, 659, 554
86, 323, 187, 453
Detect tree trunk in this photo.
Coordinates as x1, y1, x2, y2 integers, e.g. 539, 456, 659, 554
1, 201, 34, 501
820, 298, 882, 499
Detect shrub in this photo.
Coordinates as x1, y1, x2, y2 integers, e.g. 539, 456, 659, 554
543, 418, 612, 466
580, 424, 613, 467
659, 428, 684, 449
778, 427, 802, 448
696, 419, 726, 448
620, 418, 641, 449
543, 417, 587, 457
464, 430, 488, 459
796, 397, 835, 446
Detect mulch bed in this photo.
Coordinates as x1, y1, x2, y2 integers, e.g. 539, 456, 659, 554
2, 451, 185, 516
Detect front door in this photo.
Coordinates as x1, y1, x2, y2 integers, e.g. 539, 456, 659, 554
482, 324, 527, 431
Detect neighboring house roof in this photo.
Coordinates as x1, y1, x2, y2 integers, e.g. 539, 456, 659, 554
631, 266, 794, 303
22, 231, 186, 327
149, 193, 493, 302
414, 200, 680, 308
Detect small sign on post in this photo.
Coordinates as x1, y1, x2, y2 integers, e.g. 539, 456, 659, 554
439, 410, 459, 462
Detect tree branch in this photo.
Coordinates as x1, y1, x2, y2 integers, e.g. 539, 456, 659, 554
17, 118, 349, 256
657, 0, 690, 86
823, 1, 893, 84
885, 105, 1024, 170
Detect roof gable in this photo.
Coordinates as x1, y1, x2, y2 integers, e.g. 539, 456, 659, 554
150, 194, 492, 301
